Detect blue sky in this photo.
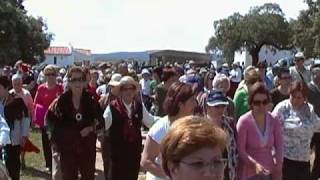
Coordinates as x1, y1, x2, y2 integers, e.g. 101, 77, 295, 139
24, 0, 307, 53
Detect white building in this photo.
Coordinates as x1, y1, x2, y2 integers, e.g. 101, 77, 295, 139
43, 46, 73, 67
234, 45, 294, 67
43, 46, 92, 67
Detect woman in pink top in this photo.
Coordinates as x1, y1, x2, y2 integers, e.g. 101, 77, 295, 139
34, 65, 63, 173
237, 82, 283, 180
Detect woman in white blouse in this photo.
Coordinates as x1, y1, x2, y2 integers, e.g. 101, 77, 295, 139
273, 81, 320, 180
140, 82, 197, 180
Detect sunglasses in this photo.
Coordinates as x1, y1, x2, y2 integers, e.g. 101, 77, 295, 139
121, 86, 136, 91
45, 73, 56, 77
280, 76, 292, 80
252, 99, 269, 106
69, 77, 85, 83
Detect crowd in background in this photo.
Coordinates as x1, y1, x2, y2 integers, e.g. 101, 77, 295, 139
0, 52, 319, 180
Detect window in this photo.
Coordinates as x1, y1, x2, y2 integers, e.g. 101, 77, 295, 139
53, 56, 57, 64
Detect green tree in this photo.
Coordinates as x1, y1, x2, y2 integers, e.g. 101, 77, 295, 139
292, 0, 320, 58
0, 0, 53, 66
206, 3, 293, 65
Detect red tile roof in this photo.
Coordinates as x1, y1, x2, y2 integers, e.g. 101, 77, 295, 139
44, 46, 71, 55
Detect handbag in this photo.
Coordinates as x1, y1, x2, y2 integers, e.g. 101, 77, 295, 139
33, 104, 48, 128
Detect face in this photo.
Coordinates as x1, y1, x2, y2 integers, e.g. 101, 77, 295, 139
179, 95, 197, 116
12, 79, 22, 92
279, 73, 292, 87
120, 84, 137, 102
313, 70, 320, 85
110, 86, 120, 96
169, 147, 225, 180
44, 70, 57, 84
69, 72, 85, 94
251, 93, 269, 114
207, 105, 226, 120
294, 58, 304, 67
290, 91, 305, 107
90, 72, 99, 82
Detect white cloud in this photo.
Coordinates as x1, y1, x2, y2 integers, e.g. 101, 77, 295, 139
24, 0, 307, 53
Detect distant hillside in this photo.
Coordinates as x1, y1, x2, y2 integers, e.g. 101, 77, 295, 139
93, 51, 152, 62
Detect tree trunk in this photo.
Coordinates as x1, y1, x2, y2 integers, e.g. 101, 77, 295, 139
250, 48, 259, 66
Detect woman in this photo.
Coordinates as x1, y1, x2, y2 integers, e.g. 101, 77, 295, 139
154, 67, 179, 116
205, 90, 237, 180
141, 82, 197, 180
273, 81, 320, 180
0, 76, 30, 180
203, 71, 216, 92
46, 66, 104, 180
33, 65, 63, 173
103, 76, 158, 180
237, 82, 283, 180
160, 116, 227, 180
234, 66, 261, 120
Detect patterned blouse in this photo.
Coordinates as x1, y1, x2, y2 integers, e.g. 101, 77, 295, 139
222, 115, 238, 180
273, 99, 320, 162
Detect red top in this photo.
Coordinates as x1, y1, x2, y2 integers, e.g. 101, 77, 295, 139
34, 83, 63, 109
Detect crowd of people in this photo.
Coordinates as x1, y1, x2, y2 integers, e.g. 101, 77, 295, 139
0, 52, 319, 180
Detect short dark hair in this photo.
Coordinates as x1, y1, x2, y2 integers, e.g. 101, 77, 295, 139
163, 82, 195, 117
248, 82, 271, 108
289, 81, 308, 98
0, 76, 11, 89
278, 67, 290, 79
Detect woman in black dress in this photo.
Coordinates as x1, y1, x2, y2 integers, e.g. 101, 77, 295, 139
46, 66, 104, 180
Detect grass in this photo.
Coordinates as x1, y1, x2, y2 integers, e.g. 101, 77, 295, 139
18, 128, 148, 180
21, 128, 50, 180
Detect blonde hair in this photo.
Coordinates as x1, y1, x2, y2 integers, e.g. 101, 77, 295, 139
244, 66, 260, 85
160, 116, 226, 177
212, 73, 230, 92
43, 64, 58, 75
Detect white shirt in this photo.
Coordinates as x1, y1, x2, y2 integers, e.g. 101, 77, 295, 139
103, 100, 158, 130
146, 116, 170, 180
0, 114, 10, 146
229, 67, 242, 83
140, 79, 151, 96
96, 84, 108, 95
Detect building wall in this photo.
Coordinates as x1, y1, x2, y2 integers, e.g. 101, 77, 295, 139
42, 54, 74, 67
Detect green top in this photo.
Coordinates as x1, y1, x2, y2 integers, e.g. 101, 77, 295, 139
150, 80, 158, 95
233, 87, 249, 120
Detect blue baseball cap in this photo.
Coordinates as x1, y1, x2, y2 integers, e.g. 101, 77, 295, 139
206, 90, 229, 107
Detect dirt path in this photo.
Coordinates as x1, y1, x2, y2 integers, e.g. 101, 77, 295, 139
95, 140, 146, 180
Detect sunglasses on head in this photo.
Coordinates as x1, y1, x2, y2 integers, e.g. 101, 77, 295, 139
252, 99, 269, 106
69, 77, 85, 83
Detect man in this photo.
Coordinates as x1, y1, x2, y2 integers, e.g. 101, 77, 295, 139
139, 69, 152, 111
228, 61, 242, 98
103, 76, 158, 180
257, 61, 273, 90
289, 52, 311, 83
308, 65, 320, 180
271, 67, 291, 108
10, 74, 33, 118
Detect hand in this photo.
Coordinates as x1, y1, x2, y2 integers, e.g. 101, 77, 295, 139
255, 163, 270, 175
80, 126, 93, 137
